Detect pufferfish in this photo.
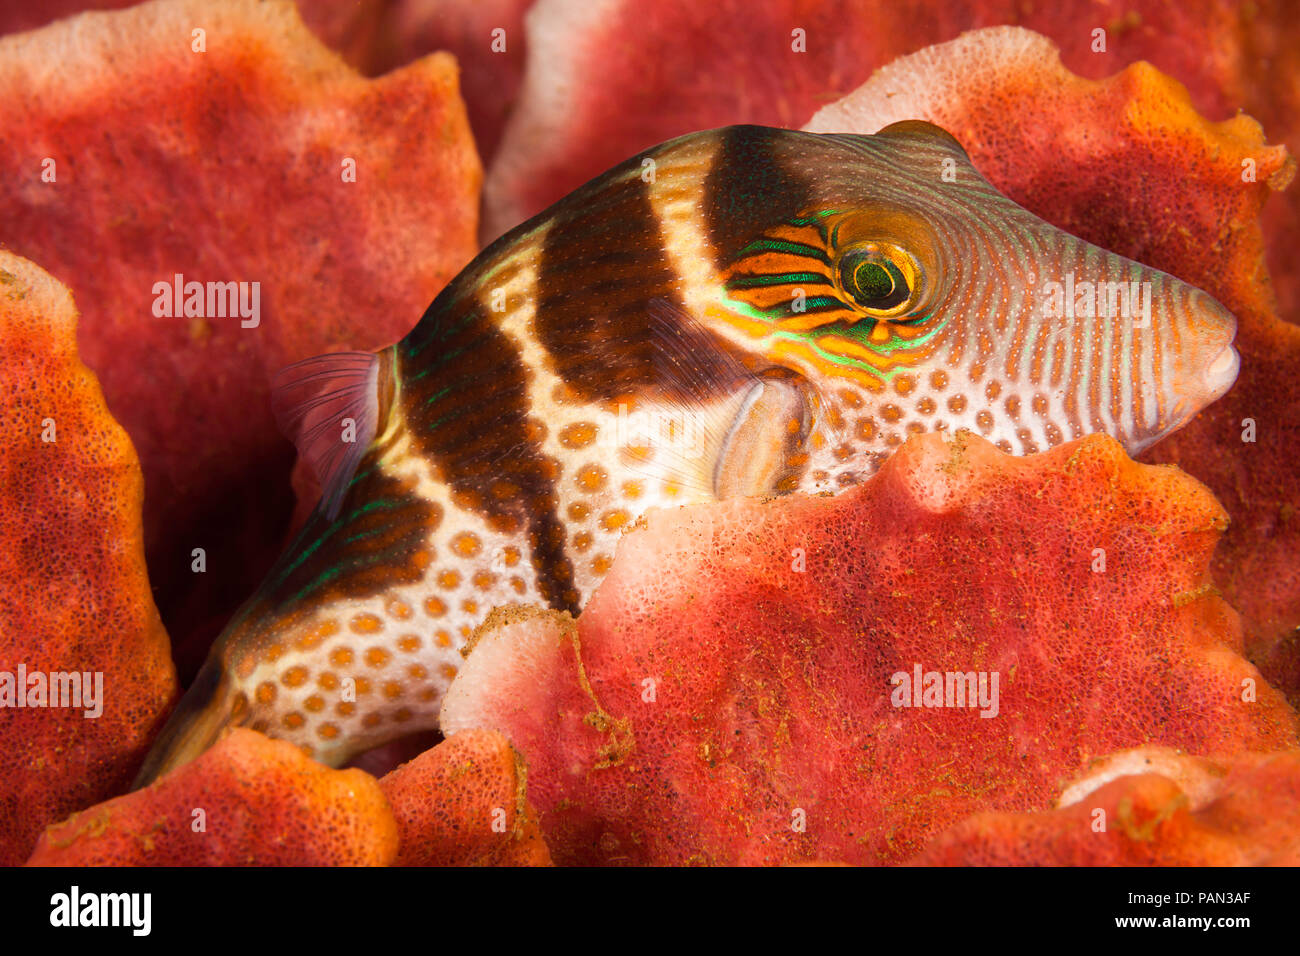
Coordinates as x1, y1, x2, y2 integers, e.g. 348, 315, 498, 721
135, 121, 1239, 784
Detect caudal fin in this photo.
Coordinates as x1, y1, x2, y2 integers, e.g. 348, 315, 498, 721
132, 658, 245, 789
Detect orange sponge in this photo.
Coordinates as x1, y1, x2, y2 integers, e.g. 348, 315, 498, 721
380, 729, 551, 866
27, 728, 398, 866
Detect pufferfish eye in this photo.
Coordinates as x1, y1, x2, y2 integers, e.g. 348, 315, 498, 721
836, 242, 922, 318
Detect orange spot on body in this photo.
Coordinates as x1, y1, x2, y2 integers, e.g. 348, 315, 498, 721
560, 422, 598, 448
296, 619, 338, 651
488, 512, 522, 534
451, 489, 482, 511
576, 464, 608, 492
452, 533, 482, 557
491, 480, 520, 500
601, 509, 630, 532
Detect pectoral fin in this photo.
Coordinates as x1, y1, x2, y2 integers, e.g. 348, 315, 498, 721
713, 377, 811, 498
642, 296, 816, 499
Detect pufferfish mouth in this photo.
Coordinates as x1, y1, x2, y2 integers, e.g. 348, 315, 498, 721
1190, 289, 1240, 403
1204, 344, 1240, 398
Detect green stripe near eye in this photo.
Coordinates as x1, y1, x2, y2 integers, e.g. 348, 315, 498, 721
787, 209, 840, 227
799, 295, 850, 312
734, 238, 831, 263
727, 272, 828, 289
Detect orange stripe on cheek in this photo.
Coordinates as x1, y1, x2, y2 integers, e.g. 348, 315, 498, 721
705, 303, 771, 340
768, 338, 886, 391
732, 251, 832, 277
774, 310, 859, 333
817, 334, 936, 375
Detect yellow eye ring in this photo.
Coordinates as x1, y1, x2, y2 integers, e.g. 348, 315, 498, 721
835, 242, 922, 319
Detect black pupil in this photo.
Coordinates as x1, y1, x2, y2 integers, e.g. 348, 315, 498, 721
842, 253, 910, 310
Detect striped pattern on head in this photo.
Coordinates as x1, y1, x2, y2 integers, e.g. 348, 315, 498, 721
691, 123, 1238, 488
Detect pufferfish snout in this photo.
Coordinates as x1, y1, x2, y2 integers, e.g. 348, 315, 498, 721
135, 120, 1241, 785
1186, 289, 1240, 403
763, 121, 1242, 462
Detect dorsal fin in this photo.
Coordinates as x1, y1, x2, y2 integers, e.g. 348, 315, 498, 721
875, 119, 971, 158
270, 350, 380, 519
